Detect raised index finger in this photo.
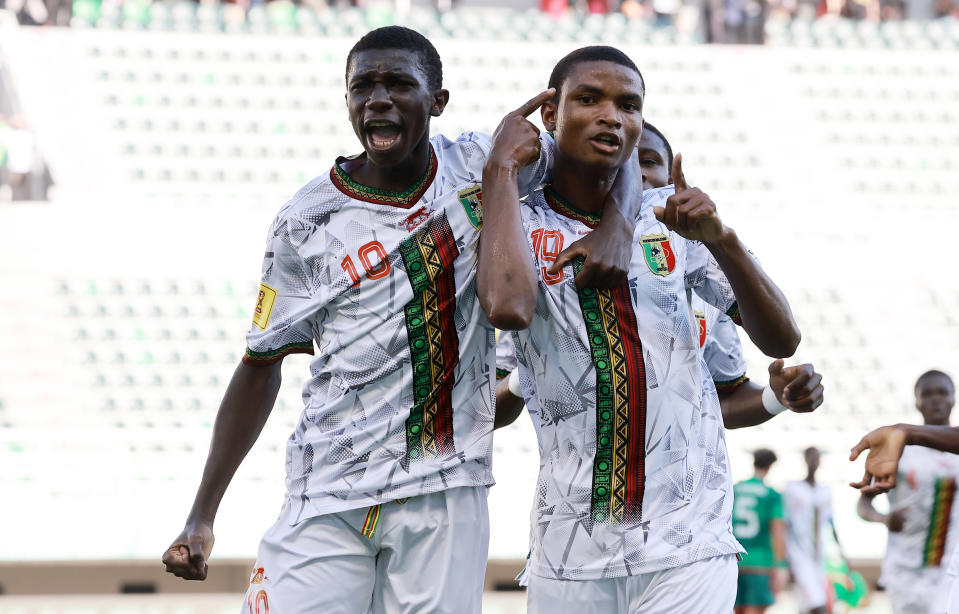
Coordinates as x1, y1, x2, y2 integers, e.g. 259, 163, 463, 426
671, 152, 688, 193
514, 88, 556, 118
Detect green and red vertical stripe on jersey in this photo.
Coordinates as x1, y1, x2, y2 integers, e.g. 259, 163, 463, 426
399, 213, 459, 463
923, 477, 956, 566
575, 260, 647, 526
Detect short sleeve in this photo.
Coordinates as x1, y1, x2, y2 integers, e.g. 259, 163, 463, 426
685, 242, 744, 325
495, 330, 518, 379
517, 133, 554, 196
704, 311, 748, 393
243, 215, 318, 365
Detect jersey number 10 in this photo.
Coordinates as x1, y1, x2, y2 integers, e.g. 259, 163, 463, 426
341, 241, 391, 287
530, 229, 565, 285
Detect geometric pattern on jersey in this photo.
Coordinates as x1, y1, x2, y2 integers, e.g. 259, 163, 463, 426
243, 132, 552, 522
513, 185, 743, 580
399, 213, 459, 463
924, 477, 956, 567
331, 145, 437, 208
573, 257, 646, 527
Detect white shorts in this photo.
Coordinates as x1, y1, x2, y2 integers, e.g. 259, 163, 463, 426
241, 486, 490, 614
883, 565, 947, 614
526, 554, 738, 614
789, 554, 828, 611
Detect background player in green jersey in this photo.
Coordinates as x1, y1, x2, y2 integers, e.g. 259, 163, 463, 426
733, 449, 787, 614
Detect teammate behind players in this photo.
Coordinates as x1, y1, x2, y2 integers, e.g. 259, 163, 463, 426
161, 27, 639, 614
850, 376, 959, 613
733, 449, 788, 614
479, 45, 801, 612
856, 370, 959, 614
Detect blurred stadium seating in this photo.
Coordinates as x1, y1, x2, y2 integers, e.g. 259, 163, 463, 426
1, 6, 958, 589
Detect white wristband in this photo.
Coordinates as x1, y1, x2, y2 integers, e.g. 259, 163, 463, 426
508, 369, 523, 397
762, 385, 788, 416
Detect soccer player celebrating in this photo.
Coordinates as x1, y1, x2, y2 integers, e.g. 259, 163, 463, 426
160, 27, 639, 613
732, 449, 788, 614
853, 370, 959, 614
478, 45, 801, 611
785, 447, 848, 614
494, 123, 824, 432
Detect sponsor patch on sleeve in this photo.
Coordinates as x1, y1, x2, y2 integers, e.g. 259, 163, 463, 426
253, 283, 278, 330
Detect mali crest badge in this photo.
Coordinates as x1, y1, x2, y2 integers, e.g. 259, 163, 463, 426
694, 310, 707, 348
640, 233, 675, 276
458, 184, 483, 229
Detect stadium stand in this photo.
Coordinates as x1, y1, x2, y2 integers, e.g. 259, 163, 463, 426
0, 7, 958, 598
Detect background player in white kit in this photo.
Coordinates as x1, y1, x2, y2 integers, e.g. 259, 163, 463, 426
478, 46, 802, 612
159, 27, 639, 614
785, 447, 849, 614
856, 370, 959, 614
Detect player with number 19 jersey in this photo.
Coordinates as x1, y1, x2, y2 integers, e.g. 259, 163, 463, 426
245, 131, 550, 523
510, 184, 745, 580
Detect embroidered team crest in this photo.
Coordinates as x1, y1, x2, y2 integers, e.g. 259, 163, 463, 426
458, 184, 483, 229
252, 283, 277, 330
694, 310, 707, 348
640, 233, 675, 276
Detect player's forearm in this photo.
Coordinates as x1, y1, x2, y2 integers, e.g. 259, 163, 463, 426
186, 361, 282, 525
900, 424, 959, 453
494, 377, 525, 430
719, 381, 774, 429
771, 520, 787, 563
477, 162, 538, 330
856, 495, 886, 524
704, 229, 800, 358
602, 149, 642, 222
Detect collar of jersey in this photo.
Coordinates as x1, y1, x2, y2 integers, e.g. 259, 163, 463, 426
330, 145, 437, 209
544, 185, 602, 229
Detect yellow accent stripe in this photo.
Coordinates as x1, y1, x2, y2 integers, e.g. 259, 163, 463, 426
361, 505, 381, 538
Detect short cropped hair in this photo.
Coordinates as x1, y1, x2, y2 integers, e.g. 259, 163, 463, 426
642, 122, 673, 167
547, 45, 644, 99
346, 26, 443, 91
916, 369, 955, 392
753, 448, 777, 470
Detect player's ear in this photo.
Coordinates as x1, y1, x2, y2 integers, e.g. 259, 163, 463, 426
430, 89, 450, 117
541, 100, 557, 132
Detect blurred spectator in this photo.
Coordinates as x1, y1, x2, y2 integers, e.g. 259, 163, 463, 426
0, 115, 49, 201
5, 0, 50, 25
652, 0, 680, 25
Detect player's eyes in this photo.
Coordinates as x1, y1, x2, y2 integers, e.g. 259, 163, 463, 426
578, 95, 596, 104
621, 103, 638, 111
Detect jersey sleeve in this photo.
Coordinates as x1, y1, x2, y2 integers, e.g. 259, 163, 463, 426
450, 131, 552, 200
495, 330, 518, 379
704, 311, 748, 393
243, 214, 318, 365
516, 133, 554, 196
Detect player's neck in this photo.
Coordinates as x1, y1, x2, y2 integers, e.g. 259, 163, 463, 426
754, 470, 768, 481
805, 473, 816, 485
551, 154, 619, 215
349, 137, 432, 193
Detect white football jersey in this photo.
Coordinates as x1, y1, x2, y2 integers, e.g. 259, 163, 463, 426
245, 132, 551, 523
510, 185, 744, 580
690, 294, 747, 394
880, 445, 959, 575
784, 480, 833, 563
